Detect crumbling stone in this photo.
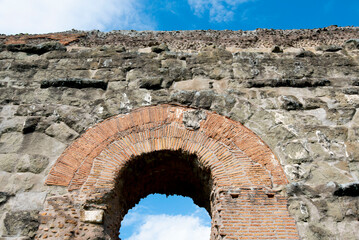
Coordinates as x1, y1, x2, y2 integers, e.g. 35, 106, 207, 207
182, 109, 207, 130
4, 211, 39, 238
343, 39, 359, 50
151, 43, 169, 53
281, 95, 303, 110
0, 154, 18, 172
139, 77, 163, 90
0, 192, 11, 205
45, 122, 79, 143
22, 117, 41, 134
15, 154, 49, 174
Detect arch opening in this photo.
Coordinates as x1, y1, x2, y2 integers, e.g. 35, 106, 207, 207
39, 105, 299, 239
119, 194, 211, 240
100, 150, 213, 239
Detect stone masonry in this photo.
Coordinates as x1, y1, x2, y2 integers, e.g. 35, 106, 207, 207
0, 26, 359, 239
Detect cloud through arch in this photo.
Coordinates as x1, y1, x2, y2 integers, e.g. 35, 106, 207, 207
120, 194, 211, 240
125, 214, 210, 240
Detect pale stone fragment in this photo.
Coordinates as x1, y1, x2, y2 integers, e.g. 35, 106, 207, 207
80, 210, 104, 224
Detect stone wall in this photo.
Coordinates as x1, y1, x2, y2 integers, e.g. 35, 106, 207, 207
0, 26, 359, 239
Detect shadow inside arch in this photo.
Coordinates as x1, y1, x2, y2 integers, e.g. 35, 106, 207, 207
97, 150, 213, 239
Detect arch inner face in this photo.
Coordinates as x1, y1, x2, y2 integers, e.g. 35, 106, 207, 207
104, 150, 213, 239
119, 194, 211, 240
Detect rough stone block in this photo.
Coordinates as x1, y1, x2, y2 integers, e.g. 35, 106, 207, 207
9, 192, 47, 211
45, 122, 78, 143
0, 154, 18, 172
3, 211, 39, 238
15, 154, 49, 174
0, 133, 24, 154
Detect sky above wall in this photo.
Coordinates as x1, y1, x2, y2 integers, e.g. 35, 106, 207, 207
0, 0, 358, 34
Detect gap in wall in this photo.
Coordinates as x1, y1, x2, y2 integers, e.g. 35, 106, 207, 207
119, 193, 211, 240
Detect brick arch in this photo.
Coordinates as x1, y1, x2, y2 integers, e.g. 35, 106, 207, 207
46, 104, 287, 190
41, 104, 299, 239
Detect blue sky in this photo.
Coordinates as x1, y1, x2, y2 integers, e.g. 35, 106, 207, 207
0, 0, 358, 34
120, 194, 211, 240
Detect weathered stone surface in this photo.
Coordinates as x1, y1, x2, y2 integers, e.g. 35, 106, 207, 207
0, 192, 11, 205
280, 95, 303, 110
0, 154, 18, 173
285, 164, 310, 181
45, 122, 78, 143
6, 42, 66, 55
308, 222, 334, 239
15, 154, 49, 174
288, 199, 310, 222
22, 117, 41, 134
327, 201, 345, 221
170, 90, 196, 105
9, 59, 49, 73
307, 162, 354, 185
345, 142, 359, 162
139, 77, 163, 90
0, 173, 38, 195
286, 182, 322, 197
3, 211, 39, 237
0, 133, 24, 154
151, 43, 169, 53
245, 110, 276, 136
284, 142, 310, 163
197, 47, 232, 64
327, 108, 356, 124
344, 39, 359, 50
303, 98, 327, 109
18, 133, 66, 159
172, 77, 227, 91
192, 90, 215, 109
9, 192, 47, 211
182, 110, 207, 130
296, 50, 315, 58
0, 117, 26, 135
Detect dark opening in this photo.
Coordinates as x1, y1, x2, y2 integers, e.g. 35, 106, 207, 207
101, 150, 213, 239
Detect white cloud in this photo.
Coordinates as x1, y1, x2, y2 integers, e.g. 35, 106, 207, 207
187, 0, 250, 22
125, 214, 211, 240
0, 0, 155, 34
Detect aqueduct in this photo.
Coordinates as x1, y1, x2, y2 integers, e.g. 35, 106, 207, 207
0, 27, 359, 239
